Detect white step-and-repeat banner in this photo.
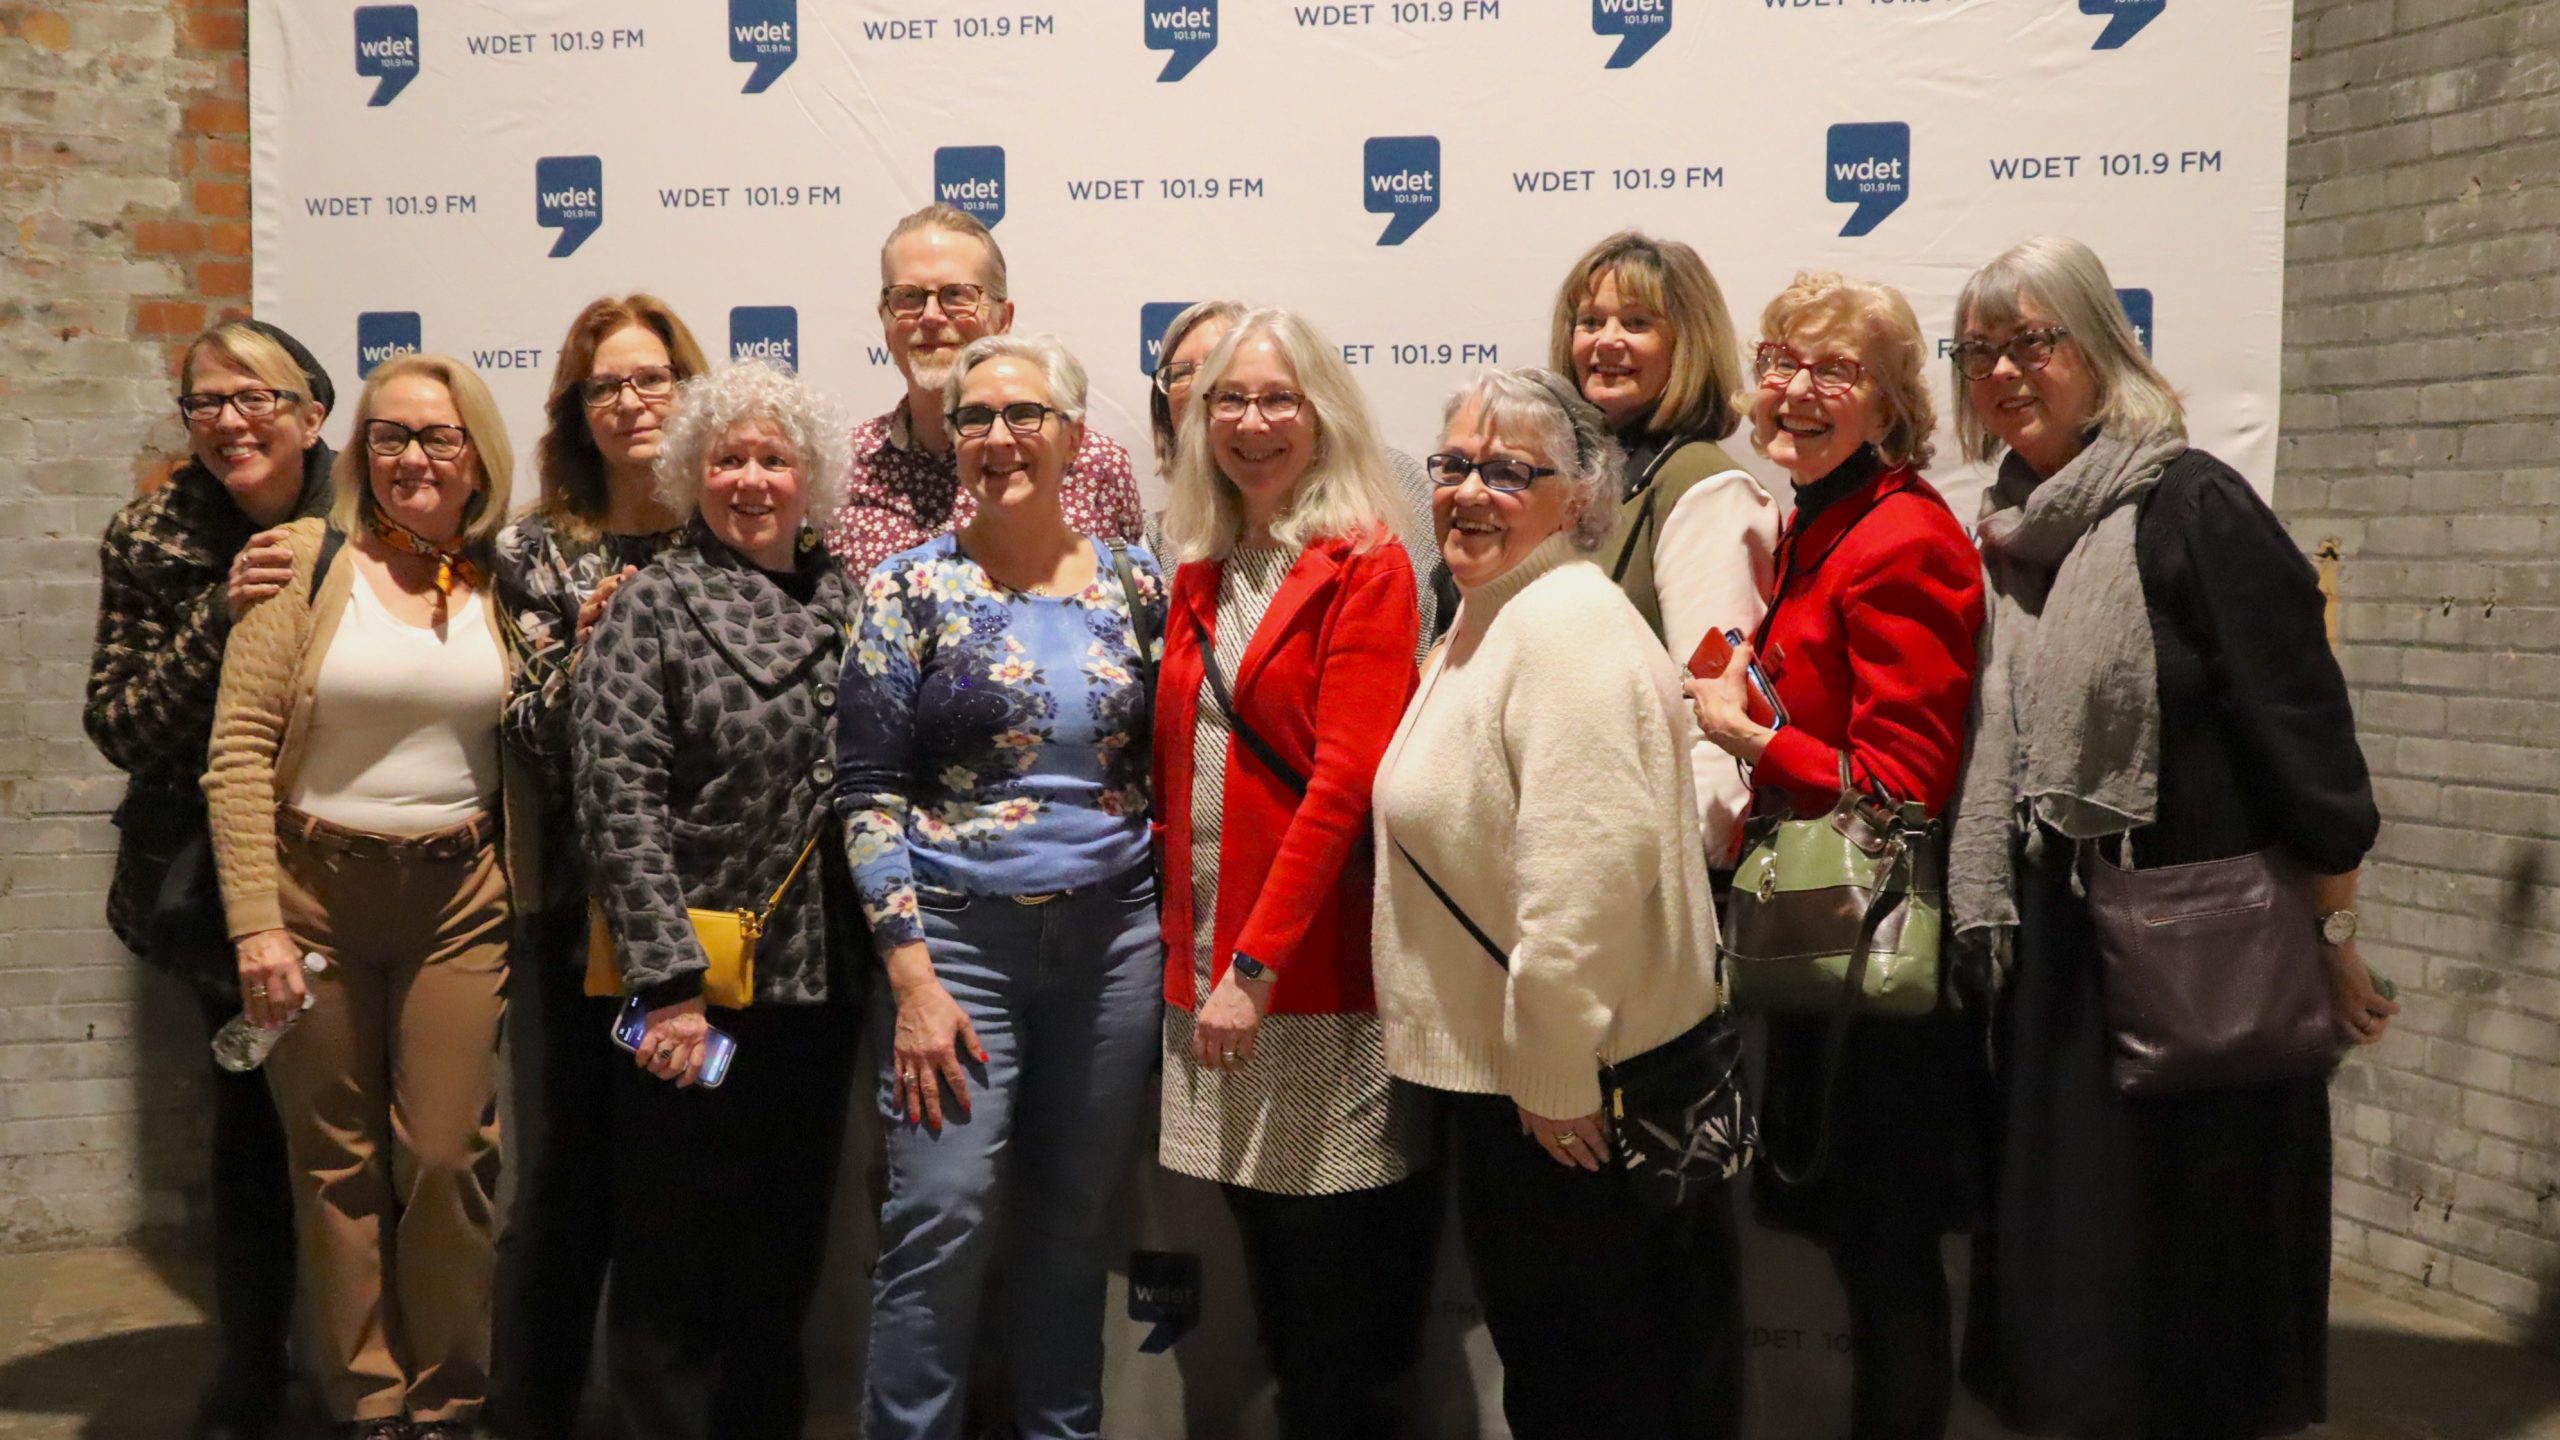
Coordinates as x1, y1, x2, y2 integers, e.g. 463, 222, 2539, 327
251, 3, 2290, 1435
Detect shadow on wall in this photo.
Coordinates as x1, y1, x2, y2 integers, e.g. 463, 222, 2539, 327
133, 963, 224, 1325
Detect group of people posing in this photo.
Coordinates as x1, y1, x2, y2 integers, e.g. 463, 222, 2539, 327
89, 204, 2395, 1440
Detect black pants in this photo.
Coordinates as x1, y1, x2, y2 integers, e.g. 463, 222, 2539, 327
1220, 1169, 1443, 1440
193, 989, 299, 1418
490, 907, 620, 1439
1447, 1090, 1743, 1440
603, 998, 859, 1440
1828, 1220, 1956, 1440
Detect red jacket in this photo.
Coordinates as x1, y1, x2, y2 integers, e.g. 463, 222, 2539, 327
1751, 463, 1985, 818
1154, 531, 1419, 1015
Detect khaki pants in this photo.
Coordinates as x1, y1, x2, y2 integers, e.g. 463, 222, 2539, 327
266, 808, 509, 1424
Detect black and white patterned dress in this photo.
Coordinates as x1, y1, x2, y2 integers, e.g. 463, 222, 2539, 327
1159, 544, 1428, 1196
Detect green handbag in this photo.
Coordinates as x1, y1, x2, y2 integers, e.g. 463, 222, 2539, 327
1723, 756, 1942, 1019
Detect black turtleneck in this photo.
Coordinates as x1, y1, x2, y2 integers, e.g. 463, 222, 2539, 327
1787, 444, 1884, 528
1615, 424, 1665, 501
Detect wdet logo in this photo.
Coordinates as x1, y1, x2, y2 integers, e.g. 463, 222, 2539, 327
1127, 1251, 1202, 1354
535, 156, 604, 258
729, 0, 796, 93
1592, 0, 1669, 69
2081, 0, 2163, 50
730, 306, 800, 372
1138, 301, 1193, 377
1364, 136, 1439, 246
353, 5, 420, 106
1824, 122, 1908, 238
355, 311, 422, 378
1144, 0, 1216, 82
2115, 288, 2154, 356
934, 146, 1007, 228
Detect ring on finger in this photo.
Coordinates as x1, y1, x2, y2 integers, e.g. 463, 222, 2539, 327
1559, 1133, 1582, 1147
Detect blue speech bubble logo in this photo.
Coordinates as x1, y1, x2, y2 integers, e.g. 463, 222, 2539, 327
730, 306, 800, 372
2081, 0, 2163, 49
934, 146, 1007, 229
1139, 301, 1194, 377
1591, 0, 1670, 69
535, 156, 604, 258
1364, 136, 1440, 246
355, 311, 422, 377
729, 0, 796, 93
2114, 288, 2154, 356
1143, 0, 1216, 82
1127, 1251, 1202, 1355
353, 6, 420, 106
1825, 123, 1909, 238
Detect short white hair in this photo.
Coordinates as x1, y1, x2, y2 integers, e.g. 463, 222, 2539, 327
1438, 367, 1623, 551
940, 332, 1088, 423
1162, 306, 1403, 564
1953, 235, 2184, 462
651, 359, 852, 522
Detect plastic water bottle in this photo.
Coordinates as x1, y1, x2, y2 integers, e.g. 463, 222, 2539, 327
209, 952, 328, 1073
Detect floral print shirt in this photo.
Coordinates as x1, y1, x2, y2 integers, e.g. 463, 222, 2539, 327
834, 533, 1166, 951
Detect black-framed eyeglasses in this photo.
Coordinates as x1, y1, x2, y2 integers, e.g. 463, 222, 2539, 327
1206, 389, 1303, 423
1950, 326, 2071, 382
579, 365, 677, 409
949, 401, 1060, 439
881, 283, 992, 319
363, 418, 471, 461
1424, 452, 1556, 493
1754, 343, 1865, 397
1152, 359, 1200, 397
178, 388, 302, 425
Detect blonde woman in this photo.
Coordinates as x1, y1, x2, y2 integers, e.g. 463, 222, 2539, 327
205, 353, 529, 1440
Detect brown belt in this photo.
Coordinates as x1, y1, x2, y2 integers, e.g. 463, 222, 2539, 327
277, 805, 498, 862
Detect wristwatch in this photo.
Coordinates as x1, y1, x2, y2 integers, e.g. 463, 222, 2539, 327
1231, 952, 1275, 983
2317, 909, 2359, 947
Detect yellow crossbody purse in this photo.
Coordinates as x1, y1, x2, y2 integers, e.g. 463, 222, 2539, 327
584, 829, 824, 1011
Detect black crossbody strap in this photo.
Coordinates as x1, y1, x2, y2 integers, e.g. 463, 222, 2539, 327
1393, 839, 1509, 971
311, 524, 347, 593
1192, 611, 1307, 795
1105, 540, 1157, 694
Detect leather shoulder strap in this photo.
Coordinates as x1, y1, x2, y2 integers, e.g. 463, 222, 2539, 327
1192, 611, 1307, 794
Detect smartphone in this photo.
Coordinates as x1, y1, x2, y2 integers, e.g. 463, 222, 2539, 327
1686, 627, 1789, 731
611, 996, 737, 1088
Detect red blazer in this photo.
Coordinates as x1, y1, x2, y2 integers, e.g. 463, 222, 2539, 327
1153, 530, 1419, 1015
1751, 463, 1986, 818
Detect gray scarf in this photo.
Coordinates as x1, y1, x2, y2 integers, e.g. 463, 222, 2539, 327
1946, 423, 2188, 941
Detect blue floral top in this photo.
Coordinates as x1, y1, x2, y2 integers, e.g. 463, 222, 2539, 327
835, 533, 1165, 950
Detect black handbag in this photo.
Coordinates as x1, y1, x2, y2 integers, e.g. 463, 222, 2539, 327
1391, 839, 1756, 1210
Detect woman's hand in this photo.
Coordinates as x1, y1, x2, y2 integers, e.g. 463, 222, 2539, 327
576, 565, 640, 643
1683, 640, 1775, 763
225, 528, 298, 621
2323, 938, 2399, 1046
886, 941, 984, 1131
235, 929, 309, 1029
635, 995, 713, 1087
1518, 1103, 1610, 1173
1191, 967, 1273, 1072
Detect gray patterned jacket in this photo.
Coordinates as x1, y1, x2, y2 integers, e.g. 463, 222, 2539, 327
573, 524, 863, 1005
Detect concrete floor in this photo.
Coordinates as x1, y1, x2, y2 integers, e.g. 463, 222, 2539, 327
0, 1244, 2553, 1439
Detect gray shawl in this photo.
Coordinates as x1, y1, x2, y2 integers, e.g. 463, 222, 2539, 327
1946, 423, 2188, 940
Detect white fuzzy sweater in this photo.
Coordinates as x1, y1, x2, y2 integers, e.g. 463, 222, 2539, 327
1370, 535, 1723, 1119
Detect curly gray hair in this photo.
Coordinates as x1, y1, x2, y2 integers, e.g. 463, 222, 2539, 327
651, 359, 852, 525
1437, 367, 1624, 550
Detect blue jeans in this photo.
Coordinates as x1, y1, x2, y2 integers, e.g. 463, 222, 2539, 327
864, 864, 1164, 1440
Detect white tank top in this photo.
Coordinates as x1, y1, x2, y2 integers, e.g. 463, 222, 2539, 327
286, 570, 506, 835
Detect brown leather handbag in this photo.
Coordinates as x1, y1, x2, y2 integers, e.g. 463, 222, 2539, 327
2080, 840, 2336, 1097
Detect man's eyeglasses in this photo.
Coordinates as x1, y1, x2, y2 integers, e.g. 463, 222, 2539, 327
363, 419, 471, 461
949, 401, 1061, 439
1153, 360, 1201, 396
882, 283, 993, 319
1755, 344, 1865, 397
178, 388, 302, 425
579, 366, 677, 409
1206, 390, 1303, 424
1949, 326, 2071, 382
1424, 452, 1556, 493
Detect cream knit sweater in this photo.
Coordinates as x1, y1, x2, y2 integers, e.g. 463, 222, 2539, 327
1371, 535, 1723, 1119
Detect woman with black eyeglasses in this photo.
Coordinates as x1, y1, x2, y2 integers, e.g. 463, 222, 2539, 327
204, 353, 532, 1440
486, 293, 711, 1440
837, 333, 1167, 1440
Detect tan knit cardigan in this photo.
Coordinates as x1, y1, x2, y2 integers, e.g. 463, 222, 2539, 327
202, 517, 538, 938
